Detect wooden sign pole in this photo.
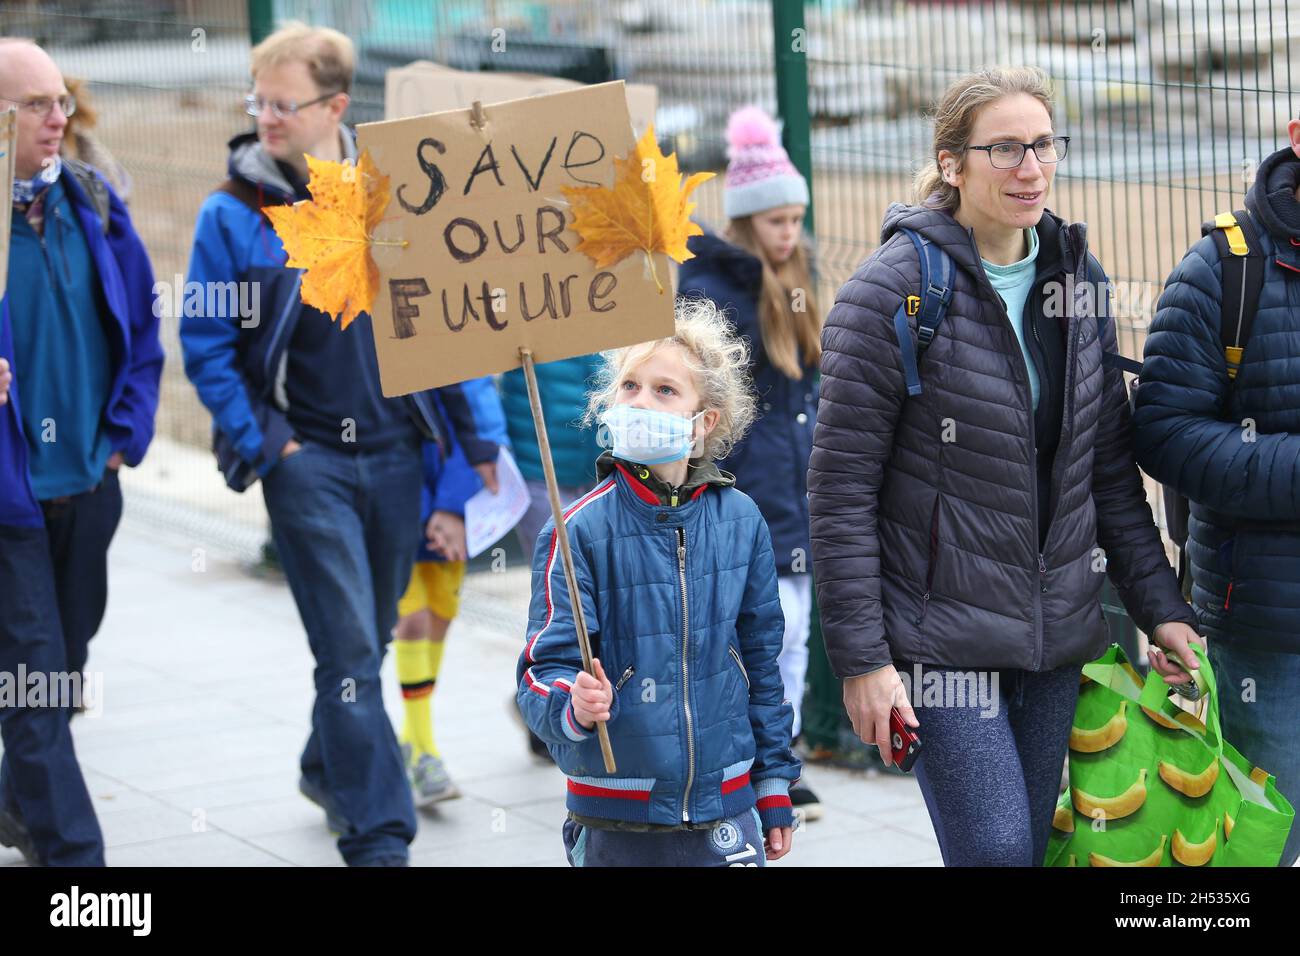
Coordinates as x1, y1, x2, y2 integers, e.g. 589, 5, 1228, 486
519, 346, 617, 773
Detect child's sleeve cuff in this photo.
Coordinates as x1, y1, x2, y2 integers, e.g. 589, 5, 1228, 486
561, 698, 594, 742
754, 777, 794, 831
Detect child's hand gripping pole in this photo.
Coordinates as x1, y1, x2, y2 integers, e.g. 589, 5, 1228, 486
519, 347, 617, 773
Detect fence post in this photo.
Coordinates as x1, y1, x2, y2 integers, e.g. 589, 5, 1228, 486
248, 0, 274, 46
771, 0, 815, 235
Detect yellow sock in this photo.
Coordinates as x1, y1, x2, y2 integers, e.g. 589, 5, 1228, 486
395, 639, 436, 760
425, 638, 446, 757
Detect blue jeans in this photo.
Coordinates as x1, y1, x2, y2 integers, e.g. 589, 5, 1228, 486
907, 660, 1081, 867
562, 809, 766, 867
262, 440, 423, 865
0, 523, 105, 866
1208, 640, 1300, 867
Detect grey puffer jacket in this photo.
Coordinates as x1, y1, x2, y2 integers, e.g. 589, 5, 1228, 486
809, 203, 1197, 678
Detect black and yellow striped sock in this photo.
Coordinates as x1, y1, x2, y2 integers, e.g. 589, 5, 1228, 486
395, 639, 437, 760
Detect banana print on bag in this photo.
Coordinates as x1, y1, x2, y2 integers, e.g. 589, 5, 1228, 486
1072, 767, 1148, 821
1090, 834, 1166, 868
1158, 757, 1220, 799
1171, 819, 1218, 867
1069, 701, 1127, 753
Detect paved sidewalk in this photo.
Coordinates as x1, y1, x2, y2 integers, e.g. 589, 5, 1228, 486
1, 515, 941, 867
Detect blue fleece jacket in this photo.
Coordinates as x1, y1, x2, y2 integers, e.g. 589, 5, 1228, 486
1, 163, 163, 528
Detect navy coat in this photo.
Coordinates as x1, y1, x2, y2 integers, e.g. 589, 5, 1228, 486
1134, 146, 1300, 655
678, 233, 819, 576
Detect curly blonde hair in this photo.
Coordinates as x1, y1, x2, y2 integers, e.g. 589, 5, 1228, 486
584, 297, 758, 462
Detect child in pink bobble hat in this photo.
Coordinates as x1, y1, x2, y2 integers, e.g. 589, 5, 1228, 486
721, 105, 811, 218
678, 105, 824, 823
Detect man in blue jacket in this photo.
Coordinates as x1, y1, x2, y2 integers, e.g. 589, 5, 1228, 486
1134, 116, 1300, 867
0, 39, 163, 866
179, 24, 499, 867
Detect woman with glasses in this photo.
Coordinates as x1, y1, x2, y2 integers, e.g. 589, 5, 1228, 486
808, 67, 1202, 866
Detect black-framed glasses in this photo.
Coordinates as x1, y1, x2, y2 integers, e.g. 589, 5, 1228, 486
0, 94, 76, 119
967, 136, 1070, 169
244, 91, 339, 119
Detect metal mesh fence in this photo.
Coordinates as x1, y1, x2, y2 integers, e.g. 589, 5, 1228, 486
6, 0, 1298, 554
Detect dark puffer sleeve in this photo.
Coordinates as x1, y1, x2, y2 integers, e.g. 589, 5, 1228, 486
1088, 258, 1199, 635
1134, 236, 1300, 522
808, 246, 912, 679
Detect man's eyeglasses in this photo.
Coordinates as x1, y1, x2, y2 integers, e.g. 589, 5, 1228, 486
0, 94, 76, 119
967, 136, 1070, 169
244, 91, 339, 119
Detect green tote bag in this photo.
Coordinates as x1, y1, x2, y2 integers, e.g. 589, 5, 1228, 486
1045, 643, 1294, 867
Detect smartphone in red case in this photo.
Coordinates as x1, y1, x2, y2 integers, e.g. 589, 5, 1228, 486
890, 707, 922, 772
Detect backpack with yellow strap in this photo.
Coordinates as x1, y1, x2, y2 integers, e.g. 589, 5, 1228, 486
1155, 209, 1267, 593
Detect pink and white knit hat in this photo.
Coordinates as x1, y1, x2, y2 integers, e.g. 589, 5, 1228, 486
723, 105, 809, 219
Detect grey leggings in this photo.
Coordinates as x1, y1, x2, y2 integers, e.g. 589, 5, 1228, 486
906, 659, 1082, 867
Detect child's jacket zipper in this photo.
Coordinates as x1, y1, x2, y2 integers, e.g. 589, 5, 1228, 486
676, 525, 696, 822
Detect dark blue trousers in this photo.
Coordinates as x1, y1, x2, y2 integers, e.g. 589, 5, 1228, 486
261, 440, 423, 866
0, 521, 105, 866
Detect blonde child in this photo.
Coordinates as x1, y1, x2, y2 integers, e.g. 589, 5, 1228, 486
515, 299, 800, 866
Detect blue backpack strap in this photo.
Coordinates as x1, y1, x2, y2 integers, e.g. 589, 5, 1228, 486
894, 229, 954, 396
912, 232, 954, 355
894, 302, 923, 396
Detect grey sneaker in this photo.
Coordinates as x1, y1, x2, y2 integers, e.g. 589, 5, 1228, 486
409, 752, 460, 807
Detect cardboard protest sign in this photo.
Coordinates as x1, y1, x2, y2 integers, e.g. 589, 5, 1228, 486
0, 109, 16, 301
384, 61, 658, 138
356, 80, 677, 396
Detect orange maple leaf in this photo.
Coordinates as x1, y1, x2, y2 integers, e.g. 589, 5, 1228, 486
559, 125, 714, 293
263, 149, 403, 329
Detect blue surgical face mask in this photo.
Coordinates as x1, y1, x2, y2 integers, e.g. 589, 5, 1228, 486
598, 404, 706, 466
